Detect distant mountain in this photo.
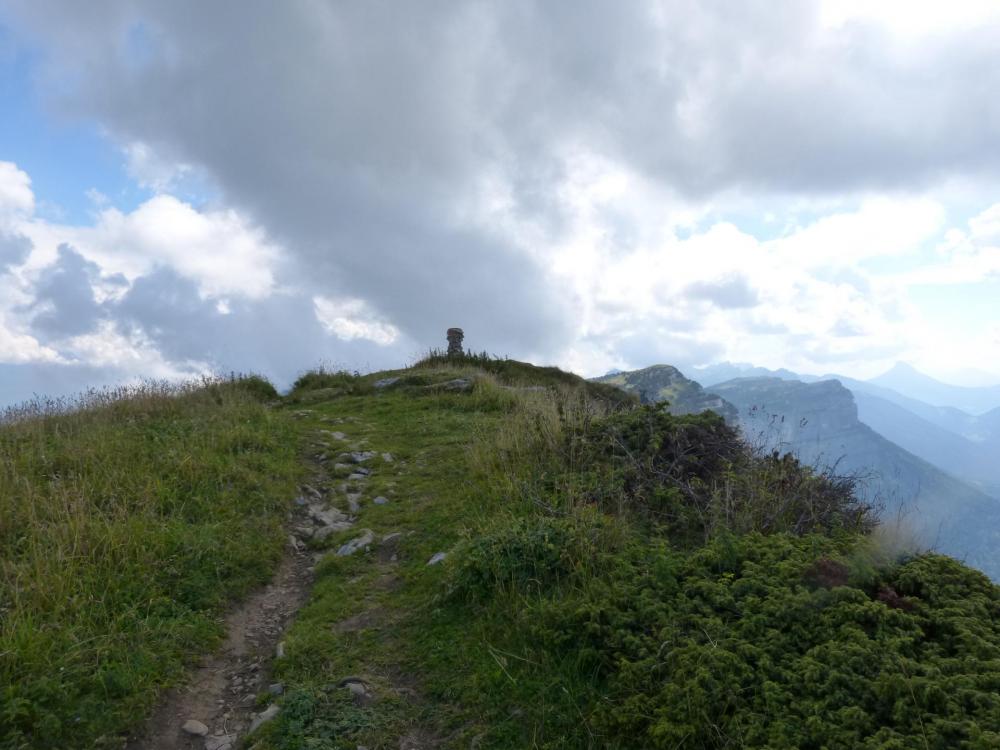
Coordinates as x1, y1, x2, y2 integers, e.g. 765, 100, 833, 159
852, 392, 1000, 499
708, 376, 1000, 578
869, 362, 1000, 415
700, 361, 1000, 441
692, 362, 813, 387
594, 365, 738, 423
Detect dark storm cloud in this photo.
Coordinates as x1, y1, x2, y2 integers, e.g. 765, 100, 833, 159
4, 1, 1000, 372
26, 244, 104, 338
114, 268, 400, 386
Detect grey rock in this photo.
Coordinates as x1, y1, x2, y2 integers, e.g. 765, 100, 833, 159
374, 377, 400, 389
354, 467, 372, 476
288, 534, 303, 551
337, 530, 375, 556
338, 677, 374, 706
346, 493, 362, 513
381, 452, 394, 462
427, 552, 447, 565
308, 504, 349, 527
275, 642, 285, 658
293, 525, 315, 540
348, 473, 368, 481
248, 704, 280, 734
373, 496, 389, 505
351, 451, 377, 463
293, 496, 308, 506
324, 431, 348, 441
268, 682, 284, 695
442, 378, 472, 392
312, 522, 354, 542
380, 532, 403, 546
182, 719, 209, 737
333, 462, 353, 471
204, 735, 236, 750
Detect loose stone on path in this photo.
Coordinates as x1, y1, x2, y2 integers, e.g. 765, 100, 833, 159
181, 720, 208, 737
337, 530, 375, 556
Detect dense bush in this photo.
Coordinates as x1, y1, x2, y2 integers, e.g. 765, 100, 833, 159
210, 372, 280, 402
288, 367, 373, 399
525, 534, 1000, 750
571, 406, 876, 542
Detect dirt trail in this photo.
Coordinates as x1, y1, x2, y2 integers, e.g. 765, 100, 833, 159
126, 414, 387, 749
128, 413, 348, 750
126, 537, 315, 750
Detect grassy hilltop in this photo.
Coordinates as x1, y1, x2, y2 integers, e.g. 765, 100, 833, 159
3, 356, 1000, 748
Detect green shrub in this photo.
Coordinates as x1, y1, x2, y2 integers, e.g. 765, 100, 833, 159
499, 533, 1000, 748
560, 406, 876, 543
288, 367, 373, 399
226, 373, 280, 402
450, 512, 620, 601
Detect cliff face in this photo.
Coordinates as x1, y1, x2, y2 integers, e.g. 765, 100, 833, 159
711, 376, 1000, 578
710, 377, 860, 462
594, 365, 739, 423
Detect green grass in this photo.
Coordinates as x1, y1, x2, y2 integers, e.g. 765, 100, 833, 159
0, 376, 303, 749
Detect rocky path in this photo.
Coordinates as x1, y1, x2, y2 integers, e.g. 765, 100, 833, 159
126, 413, 393, 750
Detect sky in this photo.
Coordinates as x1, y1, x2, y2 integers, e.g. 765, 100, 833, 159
1, 0, 1000, 406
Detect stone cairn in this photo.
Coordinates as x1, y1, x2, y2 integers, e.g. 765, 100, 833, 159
446, 327, 464, 357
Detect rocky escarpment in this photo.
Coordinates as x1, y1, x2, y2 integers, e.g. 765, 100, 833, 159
710, 376, 1000, 579
710, 376, 860, 455
594, 365, 738, 423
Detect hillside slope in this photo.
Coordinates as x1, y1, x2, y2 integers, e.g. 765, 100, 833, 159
6, 359, 1000, 749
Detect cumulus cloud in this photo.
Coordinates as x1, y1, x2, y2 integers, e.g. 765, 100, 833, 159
0, 232, 31, 271
0, 163, 408, 398
1, 2, 1000, 395
26, 244, 105, 338
123, 141, 195, 192
0, 161, 34, 219
12, 1, 997, 352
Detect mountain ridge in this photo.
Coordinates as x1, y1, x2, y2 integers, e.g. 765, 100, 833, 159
597, 365, 1000, 578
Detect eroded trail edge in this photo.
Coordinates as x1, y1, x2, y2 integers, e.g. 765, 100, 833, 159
127, 412, 367, 750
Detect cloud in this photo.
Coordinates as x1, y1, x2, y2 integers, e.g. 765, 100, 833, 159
9, 1, 998, 359
26, 244, 105, 338
313, 296, 400, 346
0, 232, 31, 271
1, 3, 1000, 396
0, 161, 34, 219
123, 141, 194, 192
684, 274, 760, 309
